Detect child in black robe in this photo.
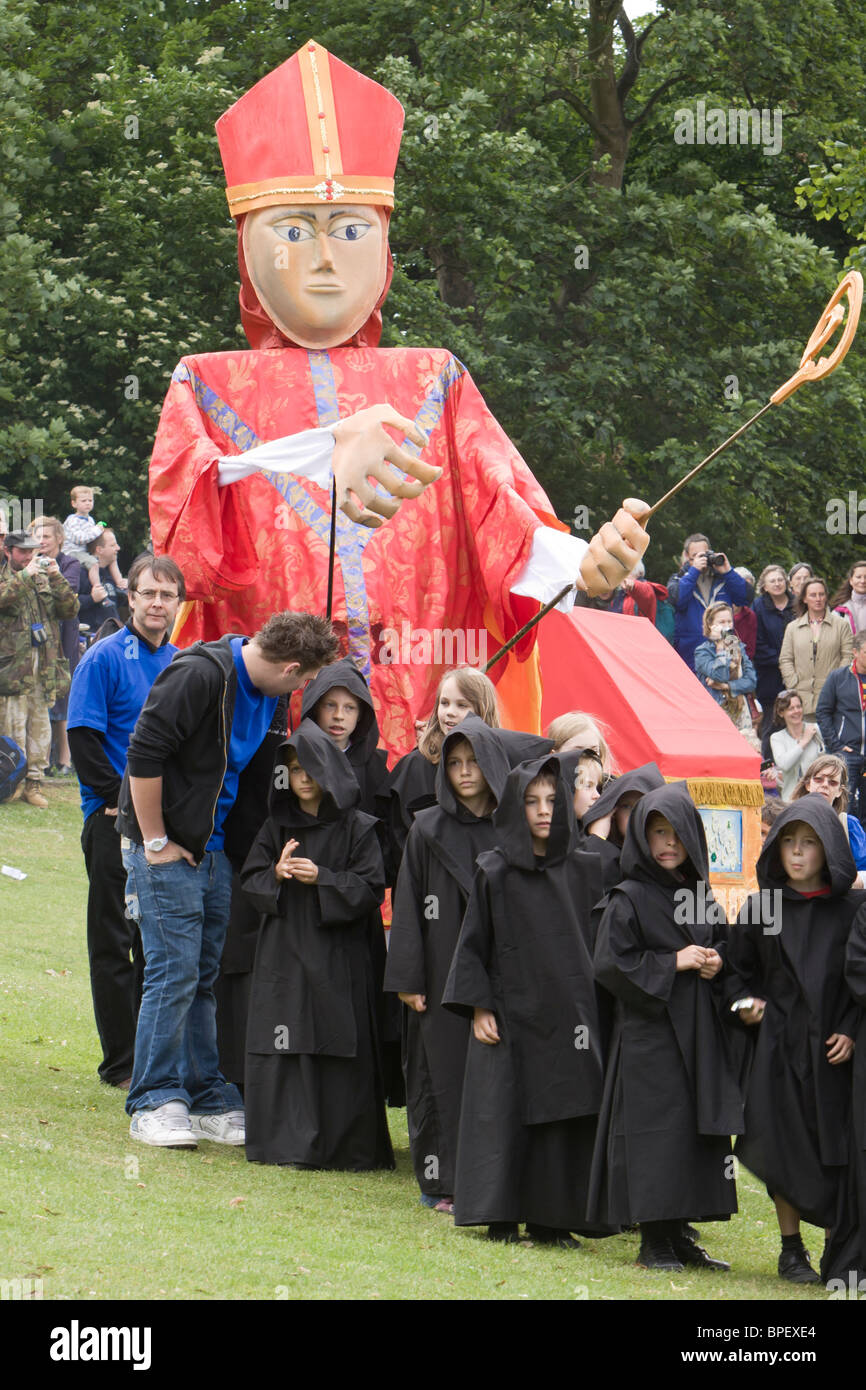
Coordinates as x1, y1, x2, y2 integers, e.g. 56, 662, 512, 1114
583, 762, 666, 888
588, 782, 742, 1272
241, 720, 393, 1171
384, 717, 510, 1212
725, 795, 864, 1283
832, 905, 866, 1285
302, 657, 402, 1105
442, 755, 607, 1246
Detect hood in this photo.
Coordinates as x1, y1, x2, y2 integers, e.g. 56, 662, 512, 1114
236, 210, 393, 351
587, 762, 666, 844
492, 728, 554, 769
620, 782, 709, 886
301, 657, 380, 763
270, 717, 360, 820
492, 755, 576, 870
435, 715, 511, 816
758, 793, 855, 896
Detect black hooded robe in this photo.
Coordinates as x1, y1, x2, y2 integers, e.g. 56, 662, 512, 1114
384, 717, 511, 1199
241, 721, 393, 1170
301, 657, 403, 1105
442, 755, 608, 1231
826, 904, 866, 1282
587, 783, 743, 1228
724, 795, 864, 1233
583, 762, 666, 891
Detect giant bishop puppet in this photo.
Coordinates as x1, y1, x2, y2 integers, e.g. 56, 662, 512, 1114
151, 41, 649, 756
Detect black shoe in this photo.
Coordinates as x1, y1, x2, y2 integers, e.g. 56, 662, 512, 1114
526, 1224, 581, 1249
683, 1223, 700, 1242
487, 1222, 520, 1243
637, 1233, 684, 1271
778, 1245, 820, 1284
673, 1230, 731, 1272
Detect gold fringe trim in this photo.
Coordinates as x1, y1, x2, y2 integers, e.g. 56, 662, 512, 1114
672, 776, 764, 808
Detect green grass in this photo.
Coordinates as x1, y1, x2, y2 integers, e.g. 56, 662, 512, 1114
0, 784, 835, 1301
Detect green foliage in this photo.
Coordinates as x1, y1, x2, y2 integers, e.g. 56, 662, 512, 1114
2, 0, 866, 582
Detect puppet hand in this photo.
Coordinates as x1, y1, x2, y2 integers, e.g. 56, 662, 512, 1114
739, 998, 766, 1025
399, 993, 427, 1013
331, 404, 442, 528
676, 944, 708, 972
699, 948, 723, 979
826, 1032, 854, 1064
473, 1007, 501, 1045
576, 498, 650, 597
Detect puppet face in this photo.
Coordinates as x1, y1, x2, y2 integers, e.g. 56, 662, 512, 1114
243, 203, 387, 349
437, 677, 475, 733
314, 686, 360, 750
524, 777, 557, 847
445, 740, 489, 809
778, 819, 826, 892
573, 757, 602, 821
613, 791, 642, 841
646, 812, 688, 871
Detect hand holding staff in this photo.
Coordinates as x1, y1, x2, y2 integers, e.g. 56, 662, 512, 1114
485, 271, 863, 671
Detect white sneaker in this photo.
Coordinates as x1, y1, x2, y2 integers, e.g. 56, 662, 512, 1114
129, 1100, 197, 1149
189, 1109, 245, 1146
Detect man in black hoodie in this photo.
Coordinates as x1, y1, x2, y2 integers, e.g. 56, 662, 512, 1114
116, 611, 338, 1150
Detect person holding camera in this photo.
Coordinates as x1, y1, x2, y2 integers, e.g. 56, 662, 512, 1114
0, 529, 79, 807
668, 533, 753, 672
694, 602, 758, 743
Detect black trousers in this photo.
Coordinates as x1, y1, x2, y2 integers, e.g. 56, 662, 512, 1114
81, 808, 144, 1084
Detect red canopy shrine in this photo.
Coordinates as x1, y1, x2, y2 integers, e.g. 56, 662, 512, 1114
538, 607, 761, 800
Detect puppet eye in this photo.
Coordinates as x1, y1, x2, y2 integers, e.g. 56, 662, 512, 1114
274, 223, 314, 242
331, 221, 371, 241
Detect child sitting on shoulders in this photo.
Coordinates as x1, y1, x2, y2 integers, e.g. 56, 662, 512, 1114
63, 486, 127, 594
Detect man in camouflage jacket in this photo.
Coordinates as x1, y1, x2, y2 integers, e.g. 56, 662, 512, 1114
0, 530, 79, 807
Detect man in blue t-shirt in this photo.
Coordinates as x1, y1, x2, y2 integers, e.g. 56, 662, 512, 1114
115, 611, 339, 1150
68, 554, 185, 1089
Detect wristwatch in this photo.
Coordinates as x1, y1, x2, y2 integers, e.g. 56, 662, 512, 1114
144, 836, 169, 853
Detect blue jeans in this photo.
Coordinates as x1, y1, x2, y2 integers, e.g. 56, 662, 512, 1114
121, 843, 243, 1116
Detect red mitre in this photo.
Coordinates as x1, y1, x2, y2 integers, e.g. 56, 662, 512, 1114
216, 39, 404, 216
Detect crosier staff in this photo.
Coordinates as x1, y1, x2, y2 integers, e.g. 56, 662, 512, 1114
484, 271, 864, 673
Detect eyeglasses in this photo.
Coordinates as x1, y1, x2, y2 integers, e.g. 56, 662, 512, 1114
133, 589, 179, 602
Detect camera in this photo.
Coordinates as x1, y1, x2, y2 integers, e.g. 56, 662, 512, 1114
702, 550, 727, 569
35, 555, 51, 570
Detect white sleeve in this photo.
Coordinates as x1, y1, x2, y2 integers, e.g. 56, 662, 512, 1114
217, 428, 335, 489
509, 526, 588, 612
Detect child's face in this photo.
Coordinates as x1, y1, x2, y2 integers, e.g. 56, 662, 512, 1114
437, 677, 474, 733
613, 791, 641, 841
646, 813, 688, 871
709, 608, 733, 640
288, 760, 323, 808
808, 766, 843, 805
74, 491, 94, 515
573, 760, 602, 821
524, 777, 557, 844
445, 742, 489, 806
778, 820, 826, 891
314, 686, 360, 750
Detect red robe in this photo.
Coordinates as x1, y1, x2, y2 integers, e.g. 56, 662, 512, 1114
150, 344, 564, 757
